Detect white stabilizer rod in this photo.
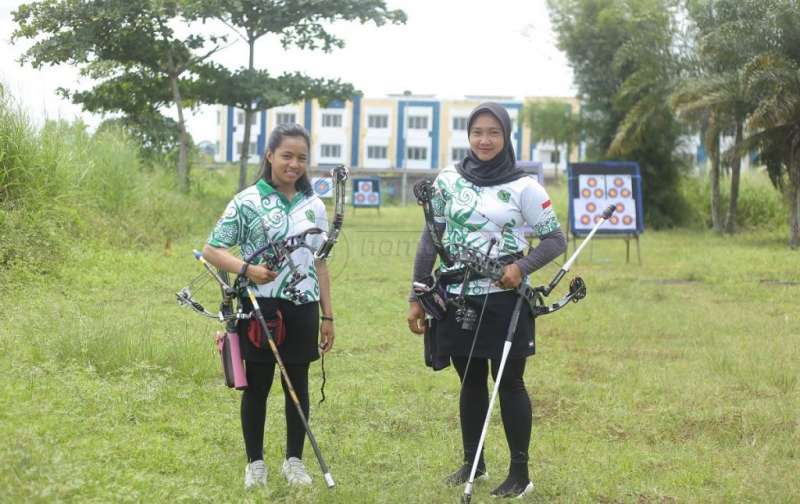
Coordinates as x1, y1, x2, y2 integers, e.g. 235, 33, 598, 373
562, 204, 615, 272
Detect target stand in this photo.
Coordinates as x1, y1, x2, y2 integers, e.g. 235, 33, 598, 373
566, 162, 644, 264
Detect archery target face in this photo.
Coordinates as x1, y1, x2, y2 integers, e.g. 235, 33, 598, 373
312, 177, 333, 198
353, 178, 380, 207
574, 174, 637, 232
606, 175, 636, 230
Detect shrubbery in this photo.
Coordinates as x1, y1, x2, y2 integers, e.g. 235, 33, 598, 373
679, 171, 788, 231
0, 90, 229, 279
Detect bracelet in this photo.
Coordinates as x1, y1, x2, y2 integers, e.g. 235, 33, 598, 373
321, 316, 334, 322
239, 262, 249, 276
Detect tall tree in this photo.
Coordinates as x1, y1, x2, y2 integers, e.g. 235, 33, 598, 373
522, 99, 582, 176
672, 77, 730, 232
672, 0, 762, 233
193, 0, 406, 189
12, 0, 224, 191
547, 0, 690, 227
196, 65, 358, 180
744, 52, 800, 248
732, 0, 800, 248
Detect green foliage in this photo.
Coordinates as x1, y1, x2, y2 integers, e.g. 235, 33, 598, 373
12, 0, 227, 191
0, 95, 226, 281
1, 205, 798, 502
196, 66, 359, 113
0, 88, 37, 204
523, 100, 581, 162
191, 0, 406, 189
547, 0, 690, 228
191, 0, 407, 51
680, 172, 788, 230
547, 0, 629, 155
735, 1, 800, 247
12, 0, 221, 77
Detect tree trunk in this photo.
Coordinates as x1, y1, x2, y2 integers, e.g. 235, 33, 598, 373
725, 122, 743, 234
790, 183, 799, 249
166, 51, 189, 193
789, 158, 800, 249
171, 77, 189, 193
710, 133, 722, 232
238, 38, 258, 191
238, 110, 253, 190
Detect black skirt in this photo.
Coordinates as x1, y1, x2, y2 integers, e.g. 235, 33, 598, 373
238, 297, 320, 364
435, 290, 535, 360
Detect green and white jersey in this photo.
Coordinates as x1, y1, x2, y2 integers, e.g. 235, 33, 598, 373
432, 164, 561, 295
208, 179, 328, 302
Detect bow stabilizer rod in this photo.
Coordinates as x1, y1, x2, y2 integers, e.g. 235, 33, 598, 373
540, 204, 615, 296
461, 204, 615, 504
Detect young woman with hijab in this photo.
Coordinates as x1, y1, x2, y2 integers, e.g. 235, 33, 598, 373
203, 123, 335, 489
406, 103, 567, 498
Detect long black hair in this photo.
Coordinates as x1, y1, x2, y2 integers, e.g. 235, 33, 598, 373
254, 123, 313, 195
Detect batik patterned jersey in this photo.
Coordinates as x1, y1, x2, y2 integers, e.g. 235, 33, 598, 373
432, 164, 561, 295
208, 179, 328, 302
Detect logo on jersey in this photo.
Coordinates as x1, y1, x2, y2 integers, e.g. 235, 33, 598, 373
497, 190, 511, 203
305, 210, 315, 223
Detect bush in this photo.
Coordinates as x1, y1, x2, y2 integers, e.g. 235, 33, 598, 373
679, 171, 788, 230
0, 90, 227, 280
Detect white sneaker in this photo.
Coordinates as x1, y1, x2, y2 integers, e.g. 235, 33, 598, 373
244, 460, 267, 489
282, 457, 312, 486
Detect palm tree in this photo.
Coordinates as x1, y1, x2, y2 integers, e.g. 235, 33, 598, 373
672, 0, 763, 233
671, 73, 750, 233
743, 51, 800, 248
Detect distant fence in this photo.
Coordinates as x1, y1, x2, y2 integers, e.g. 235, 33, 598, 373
308, 165, 559, 206
207, 163, 562, 206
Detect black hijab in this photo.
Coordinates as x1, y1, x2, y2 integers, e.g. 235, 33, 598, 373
456, 102, 526, 187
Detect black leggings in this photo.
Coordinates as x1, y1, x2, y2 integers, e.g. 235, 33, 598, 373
452, 356, 531, 480
241, 360, 310, 462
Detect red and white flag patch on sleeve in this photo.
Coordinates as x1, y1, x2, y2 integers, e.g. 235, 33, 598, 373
541, 199, 552, 209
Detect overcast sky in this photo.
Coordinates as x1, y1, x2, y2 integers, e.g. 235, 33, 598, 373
1, 0, 575, 143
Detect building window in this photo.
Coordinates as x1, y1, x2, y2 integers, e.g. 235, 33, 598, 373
452, 117, 468, 130
320, 144, 342, 158
276, 113, 296, 125
407, 115, 428, 129
367, 145, 388, 159
451, 147, 469, 162
367, 114, 389, 129
322, 113, 342, 128
550, 150, 561, 164
407, 146, 428, 160
237, 142, 257, 155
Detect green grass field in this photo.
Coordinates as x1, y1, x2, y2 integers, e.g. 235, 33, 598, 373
1, 188, 798, 503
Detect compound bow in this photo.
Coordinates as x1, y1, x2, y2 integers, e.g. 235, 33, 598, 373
176, 164, 350, 316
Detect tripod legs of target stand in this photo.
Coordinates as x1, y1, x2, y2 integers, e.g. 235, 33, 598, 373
624, 235, 641, 264
565, 231, 641, 265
